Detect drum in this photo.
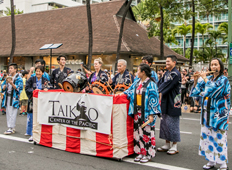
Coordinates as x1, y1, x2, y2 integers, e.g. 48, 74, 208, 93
92, 81, 112, 95
62, 72, 88, 92
113, 84, 129, 94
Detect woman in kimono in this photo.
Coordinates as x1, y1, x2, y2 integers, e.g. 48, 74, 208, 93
190, 58, 230, 170
25, 65, 52, 142
123, 63, 161, 163
85, 57, 108, 93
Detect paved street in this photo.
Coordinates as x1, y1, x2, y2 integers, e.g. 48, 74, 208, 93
0, 111, 231, 170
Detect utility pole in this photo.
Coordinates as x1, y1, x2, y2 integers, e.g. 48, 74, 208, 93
228, 0, 232, 102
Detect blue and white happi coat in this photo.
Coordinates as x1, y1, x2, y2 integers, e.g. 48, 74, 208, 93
190, 75, 231, 131
123, 79, 161, 126
1, 74, 23, 109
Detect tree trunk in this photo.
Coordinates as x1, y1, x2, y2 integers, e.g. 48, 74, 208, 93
86, 0, 93, 70
115, 0, 133, 73
215, 40, 217, 55
202, 35, 204, 52
190, 0, 195, 66
183, 36, 186, 58
9, 0, 16, 64
160, 5, 164, 60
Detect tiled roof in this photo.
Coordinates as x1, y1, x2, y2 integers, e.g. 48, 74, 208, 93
0, 0, 189, 61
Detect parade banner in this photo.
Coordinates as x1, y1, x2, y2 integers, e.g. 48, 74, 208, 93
33, 90, 134, 159
37, 92, 113, 134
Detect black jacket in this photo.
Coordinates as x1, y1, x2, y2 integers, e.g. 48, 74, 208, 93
50, 67, 72, 89
26, 76, 52, 99
158, 67, 181, 117
88, 69, 108, 84
111, 70, 134, 88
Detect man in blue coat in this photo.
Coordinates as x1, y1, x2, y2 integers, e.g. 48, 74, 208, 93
157, 55, 181, 155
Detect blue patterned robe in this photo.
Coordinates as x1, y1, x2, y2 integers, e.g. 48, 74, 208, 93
1, 74, 23, 109
134, 70, 158, 84
190, 75, 231, 131
123, 79, 161, 126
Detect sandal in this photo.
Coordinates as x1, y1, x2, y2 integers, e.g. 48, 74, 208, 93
140, 156, 151, 163
134, 154, 143, 162
167, 149, 179, 155
157, 147, 169, 152
217, 167, 229, 170
203, 164, 214, 169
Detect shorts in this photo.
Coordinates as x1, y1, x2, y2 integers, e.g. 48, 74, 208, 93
21, 99, 28, 106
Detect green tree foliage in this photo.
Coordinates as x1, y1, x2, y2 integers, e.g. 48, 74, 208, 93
207, 30, 222, 54
173, 24, 192, 57
4, 7, 23, 16
195, 23, 213, 51
132, 0, 183, 59
218, 22, 228, 44
132, 0, 227, 63
198, 0, 228, 22
194, 47, 224, 63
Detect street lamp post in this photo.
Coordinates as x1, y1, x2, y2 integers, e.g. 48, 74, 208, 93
228, 0, 232, 103
40, 43, 63, 75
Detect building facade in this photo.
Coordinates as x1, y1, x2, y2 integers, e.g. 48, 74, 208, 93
0, 0, 140, 16
0, 0, 82, 16
168, 2, 228, 58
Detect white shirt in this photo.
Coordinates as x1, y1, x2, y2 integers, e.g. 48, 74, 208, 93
7, 74, 17, 94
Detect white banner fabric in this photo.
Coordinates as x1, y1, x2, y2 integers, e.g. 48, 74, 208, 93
37, 92, 113, 134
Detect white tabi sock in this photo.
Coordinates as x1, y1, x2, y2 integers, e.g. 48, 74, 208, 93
170, 143, 177, 151
207, 161, 216, 166
219, 162, 227, 169
162, 142, 170, 150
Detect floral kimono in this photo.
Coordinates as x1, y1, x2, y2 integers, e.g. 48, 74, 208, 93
190, 75, 230, 164
124, 78, 161, 158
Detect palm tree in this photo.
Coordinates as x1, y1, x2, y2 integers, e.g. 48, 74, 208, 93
9, 0, 16, 64
190, 0, 196, 66
195, 23, 213, 51
86, 0, 93, 70
218, 22, 228, 61
164, 29, 178, 45
173, 24, 192, 58
218, 22, 228, 44
115, 0, 133, 72
4, 7, 23, 16
208, 30, 222, 54
132, 0, 146, 22
196, 47, 224, 63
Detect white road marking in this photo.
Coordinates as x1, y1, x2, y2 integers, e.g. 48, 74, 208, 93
181, 118, 199, 121
0, 134, 194, 170
181, 117, 232, 124
155, 128, 192, 135
123, 158, 193, 170
0, 134, 32, 143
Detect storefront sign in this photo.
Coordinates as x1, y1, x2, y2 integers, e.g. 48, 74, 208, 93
66, 59, 83, 65
37, 92, 113, 134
